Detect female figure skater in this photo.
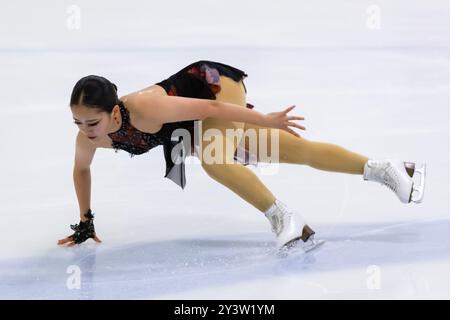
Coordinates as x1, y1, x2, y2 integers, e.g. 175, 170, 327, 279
57, 60, 426, 251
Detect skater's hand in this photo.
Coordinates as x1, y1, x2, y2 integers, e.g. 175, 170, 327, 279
264, 105, 305, 138
57, 209, 102, 247
57, 232, 102, 247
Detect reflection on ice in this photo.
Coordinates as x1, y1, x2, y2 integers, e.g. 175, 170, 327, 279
1, 218, 449, 299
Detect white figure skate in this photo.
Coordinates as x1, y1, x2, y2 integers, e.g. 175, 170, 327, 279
363, 159, 426, 203
264, 199, 324, 252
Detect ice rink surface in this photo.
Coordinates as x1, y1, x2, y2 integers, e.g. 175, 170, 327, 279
0, 0, 449, 299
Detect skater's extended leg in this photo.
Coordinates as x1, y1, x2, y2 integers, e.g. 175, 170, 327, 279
241, 123, 369, 174
240, 123, 425, 203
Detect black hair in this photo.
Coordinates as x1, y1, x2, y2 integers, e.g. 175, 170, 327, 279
70, 75, 119, 113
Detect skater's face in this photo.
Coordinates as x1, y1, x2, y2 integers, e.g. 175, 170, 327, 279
71, 104, 117, 143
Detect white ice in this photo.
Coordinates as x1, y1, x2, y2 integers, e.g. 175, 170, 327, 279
0, 0, 449, 299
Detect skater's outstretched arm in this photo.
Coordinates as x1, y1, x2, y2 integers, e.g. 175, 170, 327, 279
130, 94, 306, 137
73, 132, 95, 221
58, 132, 102, 246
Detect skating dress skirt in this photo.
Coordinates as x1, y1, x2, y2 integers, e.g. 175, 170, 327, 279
108, 60, 256, 190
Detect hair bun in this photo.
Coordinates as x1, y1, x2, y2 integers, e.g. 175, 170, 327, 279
111, 83, 118, 92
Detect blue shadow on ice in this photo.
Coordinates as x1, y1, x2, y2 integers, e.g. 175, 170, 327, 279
0, 218, 449, 299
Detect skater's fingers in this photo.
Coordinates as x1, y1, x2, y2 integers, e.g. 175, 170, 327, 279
58, 240, 75, 247
287, 116, 304, 121
287, 122, 306, 131
283, 105, 296, 114
93, 236, 102, 243
57, 236, 73, 245
285, 127, 301, 138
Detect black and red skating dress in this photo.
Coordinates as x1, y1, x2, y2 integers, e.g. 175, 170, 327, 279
108, 60, 255, 190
